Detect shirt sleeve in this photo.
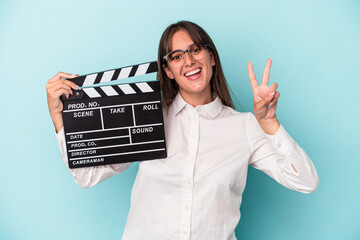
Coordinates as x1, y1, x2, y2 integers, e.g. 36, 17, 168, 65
246, 113, 319, 193
56, 127, 133, 188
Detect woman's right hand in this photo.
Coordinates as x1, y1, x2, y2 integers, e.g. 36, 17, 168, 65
46, 72, 79, 132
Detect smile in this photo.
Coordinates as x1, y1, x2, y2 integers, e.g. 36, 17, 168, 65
184, 68, 201, 77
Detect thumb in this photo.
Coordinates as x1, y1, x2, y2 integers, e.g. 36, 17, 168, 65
257, 91, 275, 109
262, 83, 278, 107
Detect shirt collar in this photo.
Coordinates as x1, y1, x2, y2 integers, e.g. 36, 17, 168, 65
172, 92, 223, 119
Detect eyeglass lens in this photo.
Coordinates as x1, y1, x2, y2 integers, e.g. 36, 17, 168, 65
168, 44, 206, 66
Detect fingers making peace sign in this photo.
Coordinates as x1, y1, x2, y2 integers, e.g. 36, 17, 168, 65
248, 58, 280, 134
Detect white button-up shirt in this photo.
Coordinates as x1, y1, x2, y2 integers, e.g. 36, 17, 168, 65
56, 93, 318, 240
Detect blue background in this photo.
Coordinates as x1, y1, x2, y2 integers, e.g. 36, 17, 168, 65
0, 0, 359, 239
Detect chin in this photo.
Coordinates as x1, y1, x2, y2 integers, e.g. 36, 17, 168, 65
183, 83, 211, 96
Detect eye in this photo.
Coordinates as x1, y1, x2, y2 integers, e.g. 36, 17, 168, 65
191, 45, 202, 55
169, 51, 183, 62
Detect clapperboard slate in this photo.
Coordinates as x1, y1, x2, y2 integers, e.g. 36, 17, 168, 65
61, 61, 167, 168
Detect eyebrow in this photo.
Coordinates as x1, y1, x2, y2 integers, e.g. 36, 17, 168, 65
171, 43, 196, 52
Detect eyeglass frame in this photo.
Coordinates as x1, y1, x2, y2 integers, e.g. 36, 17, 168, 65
163, 43, 211, 66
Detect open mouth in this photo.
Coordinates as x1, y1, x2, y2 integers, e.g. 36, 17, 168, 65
184, 68, 202, 80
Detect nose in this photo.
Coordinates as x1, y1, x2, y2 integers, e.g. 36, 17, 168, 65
183, 51, 195, 66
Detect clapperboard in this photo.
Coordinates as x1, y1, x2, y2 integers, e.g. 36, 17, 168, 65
61, 61, 167, 168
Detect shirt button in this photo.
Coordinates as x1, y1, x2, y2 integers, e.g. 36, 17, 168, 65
277, 142, 282, 148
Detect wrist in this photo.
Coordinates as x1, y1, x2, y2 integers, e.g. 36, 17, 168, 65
49, 111, 63, 133
49, 109, 61, 118
257, 117, 280, 135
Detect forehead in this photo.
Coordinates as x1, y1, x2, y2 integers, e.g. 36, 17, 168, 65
171, 30, 194, 51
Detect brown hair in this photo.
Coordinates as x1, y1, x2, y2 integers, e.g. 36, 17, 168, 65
157, 20, 234, 108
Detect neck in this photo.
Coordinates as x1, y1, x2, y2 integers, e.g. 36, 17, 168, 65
179, 89, 213, 107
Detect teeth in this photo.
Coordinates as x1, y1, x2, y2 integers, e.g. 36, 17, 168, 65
185, 68, 201, 77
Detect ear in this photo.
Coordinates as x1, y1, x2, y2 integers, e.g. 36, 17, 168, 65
162, 64, 175, 79
209, 52, 215, 67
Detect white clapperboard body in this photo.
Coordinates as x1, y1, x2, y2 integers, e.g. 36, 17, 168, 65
61, 61, 167, 168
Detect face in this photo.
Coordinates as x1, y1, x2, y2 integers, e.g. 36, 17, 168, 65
163, 30, 215, 102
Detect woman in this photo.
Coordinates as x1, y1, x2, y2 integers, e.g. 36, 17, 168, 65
46, 21, 318, 240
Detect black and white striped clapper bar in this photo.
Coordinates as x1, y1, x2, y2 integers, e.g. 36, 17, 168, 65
61, 61, 167, 168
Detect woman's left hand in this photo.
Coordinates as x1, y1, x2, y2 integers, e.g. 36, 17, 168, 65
248, 58, 280, 135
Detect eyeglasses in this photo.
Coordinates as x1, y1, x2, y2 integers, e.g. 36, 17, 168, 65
163, 43, 210, 67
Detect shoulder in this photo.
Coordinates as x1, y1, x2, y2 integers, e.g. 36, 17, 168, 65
213, 106, 257, 133
220, 106, 254, 122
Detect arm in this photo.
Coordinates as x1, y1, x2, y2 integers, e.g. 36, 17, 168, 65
247, 113, 318, 193
246, 59, 318, 193
47, 72, 132, 188
56, 127, 132, 188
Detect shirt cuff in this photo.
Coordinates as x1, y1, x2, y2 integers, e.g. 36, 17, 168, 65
55, 127, 69, 167
56, 127, 64, 143
265, 124, 295, 157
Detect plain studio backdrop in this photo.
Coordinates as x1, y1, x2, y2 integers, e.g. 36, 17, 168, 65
0, 0, 359, 239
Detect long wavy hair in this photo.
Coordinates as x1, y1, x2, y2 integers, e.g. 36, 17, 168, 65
157, 20, 234, 108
